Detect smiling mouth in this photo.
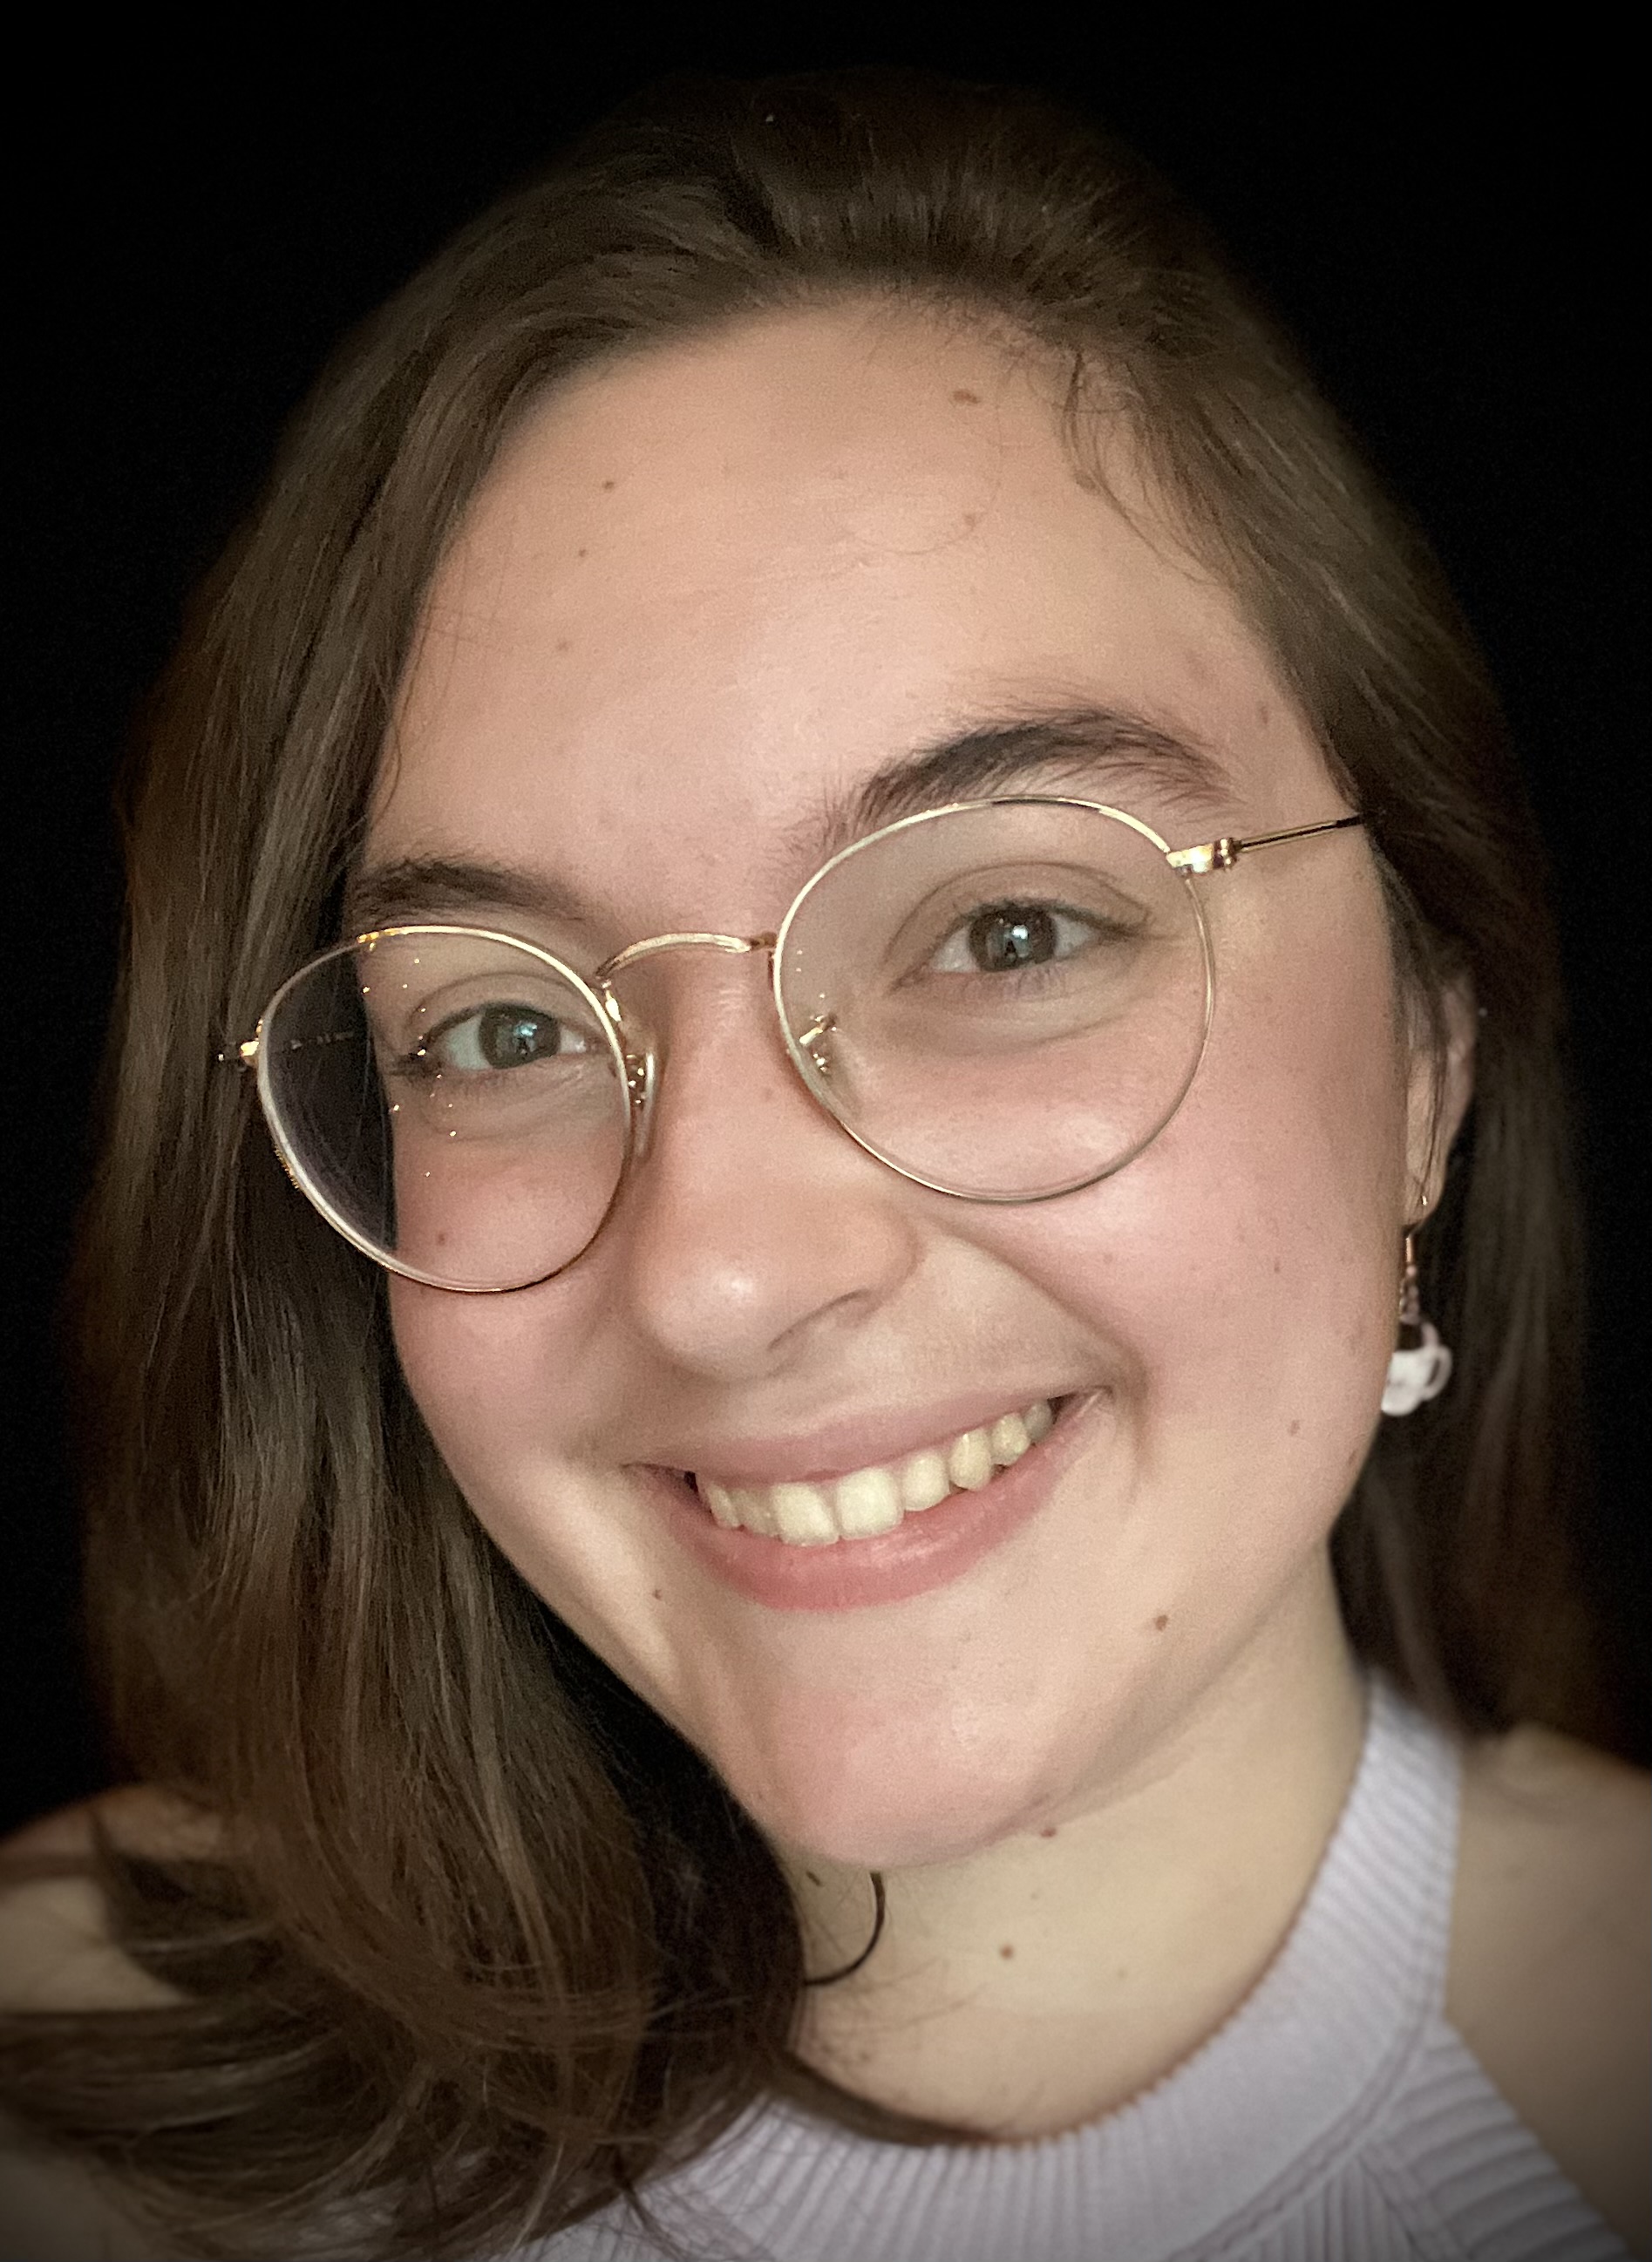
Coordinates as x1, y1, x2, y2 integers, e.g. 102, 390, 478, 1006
690, 1399, 1058, 1546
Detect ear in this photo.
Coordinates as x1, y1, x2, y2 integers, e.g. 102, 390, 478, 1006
1404, 972, 1477, 1219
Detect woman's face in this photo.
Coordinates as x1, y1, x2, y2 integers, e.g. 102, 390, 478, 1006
371, 304, 1450, 1869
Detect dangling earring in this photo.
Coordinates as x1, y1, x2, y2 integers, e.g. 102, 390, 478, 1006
1381, 1220, 1452, 1416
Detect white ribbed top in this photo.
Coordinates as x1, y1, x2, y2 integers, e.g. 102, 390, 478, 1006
534, 1676, 1630, 2261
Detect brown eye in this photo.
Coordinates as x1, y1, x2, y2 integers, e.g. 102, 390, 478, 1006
965, 903, 1061, 972
416, 1002, 598, 1079
473, 1005, 567, 1068
928, 900, 1100, 977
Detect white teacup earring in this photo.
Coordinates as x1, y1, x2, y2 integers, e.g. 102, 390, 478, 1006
1381, 1221, 1453, 1416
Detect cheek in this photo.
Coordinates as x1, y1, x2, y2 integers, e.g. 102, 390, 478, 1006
388, 1280, 686, 1702
390, 1283, 538, 1450
1000, 903, 1408, 1510
386, 1284, 587, 1559
1173, 937, 1406, 1462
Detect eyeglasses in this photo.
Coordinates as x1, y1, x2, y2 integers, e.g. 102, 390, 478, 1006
232, 797, 1363, 1293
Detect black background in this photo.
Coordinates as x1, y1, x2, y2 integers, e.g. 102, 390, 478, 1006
4, 30, 1644, 1834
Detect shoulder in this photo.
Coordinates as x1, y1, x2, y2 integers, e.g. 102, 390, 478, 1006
0, 1786, 214, 2014
1448, 1721, 1650, 2259
0, 1789, 214, 2261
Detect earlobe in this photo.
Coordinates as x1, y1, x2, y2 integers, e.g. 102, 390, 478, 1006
1404, 974, 1478, 1217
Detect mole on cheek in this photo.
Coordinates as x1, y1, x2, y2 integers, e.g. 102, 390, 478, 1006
951, 387, 981, 404
1152, 1613, 1170, 1632
998, 1943, 1015, 1959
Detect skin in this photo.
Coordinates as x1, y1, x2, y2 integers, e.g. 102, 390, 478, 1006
373, 302, 1470, 2129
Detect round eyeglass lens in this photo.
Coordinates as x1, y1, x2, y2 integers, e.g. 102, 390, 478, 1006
258, 927, 631, 1291
774, 799, 1213, 1199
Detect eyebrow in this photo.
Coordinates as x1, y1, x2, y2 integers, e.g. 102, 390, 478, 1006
340, 852, 591, 939
810, 705, 1230, 863
341, 703, 1232, 938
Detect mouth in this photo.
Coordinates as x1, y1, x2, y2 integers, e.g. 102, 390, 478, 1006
689, 1398, 1059, 1547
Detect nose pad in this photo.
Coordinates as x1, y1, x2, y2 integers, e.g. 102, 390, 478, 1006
624, 1045, 658, 1164
792, 1009, 837, 1086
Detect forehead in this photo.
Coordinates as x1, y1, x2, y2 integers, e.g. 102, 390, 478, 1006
374, 303, 1325, 927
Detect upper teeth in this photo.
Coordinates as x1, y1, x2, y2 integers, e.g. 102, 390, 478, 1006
696, 1401, 1054, 1546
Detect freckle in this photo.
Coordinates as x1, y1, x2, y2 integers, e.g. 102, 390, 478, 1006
1038, 1825, 1057, 1839
601, 478, 616, 491
555, 638, 571, 652
998, 1943, 1015, 1959
1288, 1419, 1301, 1437
962, 510, 979, 529
952, 387, 980, 404
577, 547, 588, 559
651, 1588, 663, 1600
1152, 1613, 1169, 1632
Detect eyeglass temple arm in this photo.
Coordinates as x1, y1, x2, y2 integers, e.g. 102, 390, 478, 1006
221, 1030, 352, 1070
1166, 812, 1363, 876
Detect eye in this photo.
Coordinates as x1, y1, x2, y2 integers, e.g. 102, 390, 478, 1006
425, 1002, 597, 1074
930, 900, 1100, 975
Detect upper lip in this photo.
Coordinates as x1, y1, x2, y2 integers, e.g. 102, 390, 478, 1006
633, 1387, 1088, 1489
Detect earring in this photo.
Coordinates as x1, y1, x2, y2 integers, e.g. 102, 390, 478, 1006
1381, 1225, 1452, 1416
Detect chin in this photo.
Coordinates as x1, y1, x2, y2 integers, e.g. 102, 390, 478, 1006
708, 1701, 1075, 1871
747, 1783, 1033, 1874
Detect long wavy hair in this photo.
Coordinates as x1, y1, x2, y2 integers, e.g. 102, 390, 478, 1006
0, 67, 1611, 2259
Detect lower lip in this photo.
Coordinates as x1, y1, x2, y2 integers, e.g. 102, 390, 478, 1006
641, 1395, 1102, 1613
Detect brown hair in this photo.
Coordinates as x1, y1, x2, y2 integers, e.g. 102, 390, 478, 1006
0, 67, 1612, 2259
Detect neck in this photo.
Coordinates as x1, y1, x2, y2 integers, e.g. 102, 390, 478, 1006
785, 1552, 1367, 2138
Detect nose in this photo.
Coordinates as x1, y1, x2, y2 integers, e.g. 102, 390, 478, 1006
602, 954, 922, 1382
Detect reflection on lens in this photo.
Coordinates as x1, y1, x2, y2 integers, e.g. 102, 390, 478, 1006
776, 800, 1211, 1198
260, 928, 630, 1290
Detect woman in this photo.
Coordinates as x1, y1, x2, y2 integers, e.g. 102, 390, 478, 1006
1, 69, 1645, 2262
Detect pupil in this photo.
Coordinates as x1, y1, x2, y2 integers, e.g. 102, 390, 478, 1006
969, 904, 1057, 973
479, 1006, 556, 1068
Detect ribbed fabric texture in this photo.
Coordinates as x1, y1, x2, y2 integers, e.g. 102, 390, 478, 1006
532, 1677, 1630, 2260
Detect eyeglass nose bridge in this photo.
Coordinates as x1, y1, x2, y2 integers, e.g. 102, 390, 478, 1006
595, 929, 781, 1169
596, 929, 777, 981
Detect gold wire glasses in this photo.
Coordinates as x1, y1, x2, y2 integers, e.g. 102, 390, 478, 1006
232, 797, 1363, 1293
